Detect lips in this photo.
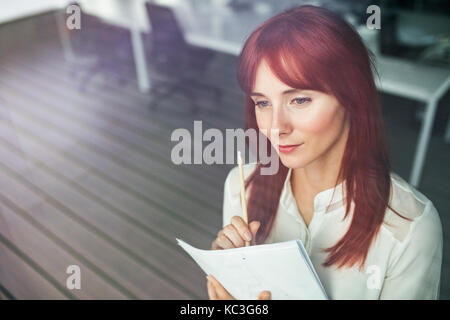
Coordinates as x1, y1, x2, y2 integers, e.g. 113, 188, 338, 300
278, 143, 303, 154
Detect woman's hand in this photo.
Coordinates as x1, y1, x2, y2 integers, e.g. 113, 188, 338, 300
211, 216, 261, 250
206, 274, 271, 300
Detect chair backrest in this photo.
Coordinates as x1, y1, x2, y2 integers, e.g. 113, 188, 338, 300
145, 2, 186, 48
67, 2, 131, 56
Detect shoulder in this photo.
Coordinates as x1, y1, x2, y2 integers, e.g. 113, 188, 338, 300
223, 162, 258, 198
382, 172, 443, 248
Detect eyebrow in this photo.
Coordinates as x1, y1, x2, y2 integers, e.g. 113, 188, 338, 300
249, 89, 303, 97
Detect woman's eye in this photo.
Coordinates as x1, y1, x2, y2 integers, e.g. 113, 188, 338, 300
255, 100, 270, 108
291, 97, 311, 105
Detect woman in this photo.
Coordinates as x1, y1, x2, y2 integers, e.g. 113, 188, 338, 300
206, 5, 443, 299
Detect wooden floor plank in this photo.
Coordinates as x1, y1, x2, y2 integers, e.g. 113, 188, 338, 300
0, 282, 15, 300
0, 72, 223, 218
0, 169, 197, 299
0, 234, 69, 299
0, 117, 214, 248
0, 139, 207, 299
0, 58, 226, 200
0, 112, 88, 182
0, 98, 220, 237
2, 47, 235, 184
0, 201, 128, 299
0, 57, 229, 208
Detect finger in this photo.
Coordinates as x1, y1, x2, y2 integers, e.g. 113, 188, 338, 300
210, 240, 223, 250
209, 275, 234, 300
222, 225, 245, 248
230, 216, 253, 242
249, 221, 261, 245
211, 230, 227, 250
206, 277, 218, 300
258, 290, 271, 300
216, 233, 234, 249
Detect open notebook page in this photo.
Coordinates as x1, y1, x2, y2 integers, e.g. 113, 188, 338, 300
176, 238, 328, 300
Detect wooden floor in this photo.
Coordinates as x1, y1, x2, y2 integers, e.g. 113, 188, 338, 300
0, 12, 449, 299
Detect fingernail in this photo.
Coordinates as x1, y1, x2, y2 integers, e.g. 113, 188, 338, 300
244, 231, 252, 241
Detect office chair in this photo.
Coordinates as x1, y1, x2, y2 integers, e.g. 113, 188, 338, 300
144, 2, 222, 114
67, 3, 134, 92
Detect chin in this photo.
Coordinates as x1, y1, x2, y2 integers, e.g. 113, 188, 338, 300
278, 154, 308, 170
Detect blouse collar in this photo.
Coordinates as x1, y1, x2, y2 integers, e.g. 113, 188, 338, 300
280, 168, 346, 214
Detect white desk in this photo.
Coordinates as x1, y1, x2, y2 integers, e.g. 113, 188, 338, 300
372, 56, 450, 187
162, 0, 450, 188
156, 0, 274, 56
0, 0, 63, 24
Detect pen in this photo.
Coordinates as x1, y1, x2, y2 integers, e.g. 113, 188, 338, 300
237, 151, 250, 247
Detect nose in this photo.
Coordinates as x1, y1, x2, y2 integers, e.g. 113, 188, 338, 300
271, 104, 291, 138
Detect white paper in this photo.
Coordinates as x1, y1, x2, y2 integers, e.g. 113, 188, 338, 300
176, 238, 328, 300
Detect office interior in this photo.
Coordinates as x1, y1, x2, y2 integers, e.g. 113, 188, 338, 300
0, 0, 449, 299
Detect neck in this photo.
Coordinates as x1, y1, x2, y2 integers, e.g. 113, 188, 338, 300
291, 130, 348, 198
291, 157, 342, 198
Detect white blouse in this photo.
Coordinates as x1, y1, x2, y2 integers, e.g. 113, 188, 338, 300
222, 162, 443, 300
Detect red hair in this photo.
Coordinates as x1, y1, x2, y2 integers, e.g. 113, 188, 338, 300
237, 5, 410, 270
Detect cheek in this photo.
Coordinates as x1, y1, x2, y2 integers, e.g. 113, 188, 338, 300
255, 111, 271, 134
296, 105, 344, 136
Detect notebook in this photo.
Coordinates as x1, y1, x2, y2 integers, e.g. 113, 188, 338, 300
176, 238, 328, 300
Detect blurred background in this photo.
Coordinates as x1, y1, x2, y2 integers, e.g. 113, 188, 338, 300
0, 0, 448, 299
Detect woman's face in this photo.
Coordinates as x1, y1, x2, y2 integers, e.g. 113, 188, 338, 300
250, 59, 349, 170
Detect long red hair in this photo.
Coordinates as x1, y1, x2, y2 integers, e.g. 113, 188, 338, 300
237, 5, 409, 270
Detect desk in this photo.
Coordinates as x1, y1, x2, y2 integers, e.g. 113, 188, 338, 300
158, 0, 272, 55
372, 55, 450, 187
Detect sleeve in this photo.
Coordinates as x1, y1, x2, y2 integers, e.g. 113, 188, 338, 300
379, 202, 443, 299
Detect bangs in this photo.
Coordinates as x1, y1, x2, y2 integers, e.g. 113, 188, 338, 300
238, 18, 330, 96
263, 48, 319, 93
